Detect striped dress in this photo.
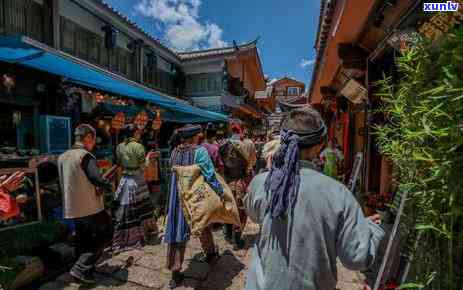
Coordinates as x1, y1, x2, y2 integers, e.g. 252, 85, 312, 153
112, 140, 154, 253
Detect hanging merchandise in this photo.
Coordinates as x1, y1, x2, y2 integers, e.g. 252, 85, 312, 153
81, 90, 97, 113
2, 74, 15, 94
134, 111, 149, 130
111, 112, 126, 131
152, 108, 162, 130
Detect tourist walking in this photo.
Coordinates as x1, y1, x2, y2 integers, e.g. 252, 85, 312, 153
319, 138, 344, 180
58, 124, 113, 284
219, 130, 249, 250
202, 123, 224, 174
244, 107, 384, 290
112, 125, 155, 253
165, 124, 223, 289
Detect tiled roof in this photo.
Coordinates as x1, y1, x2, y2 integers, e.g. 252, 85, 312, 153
97, 1, 260, 64
177, 40, 258, 61
308, 0, 338, 103
98, 0, 179, 59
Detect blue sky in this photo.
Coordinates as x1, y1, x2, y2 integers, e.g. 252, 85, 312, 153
104, 0, 320, 88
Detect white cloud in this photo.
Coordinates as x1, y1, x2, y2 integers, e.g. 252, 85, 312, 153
134, 0, 227, 51
300, 58, 315, 68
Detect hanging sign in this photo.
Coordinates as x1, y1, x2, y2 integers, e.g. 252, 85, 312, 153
134, 111, 149, 130
340, 79, 367, 104
111, 112, 126, 131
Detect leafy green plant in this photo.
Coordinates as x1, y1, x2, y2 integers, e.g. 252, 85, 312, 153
374, 28, 463, 289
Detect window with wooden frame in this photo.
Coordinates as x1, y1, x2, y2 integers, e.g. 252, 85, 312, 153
76, 27, 89, 60
287, 87, 300, 95
207, 78, 214, 92
87, 33, 100, 64
110, 48, 119, 72
61, 17, 76, 54
118, 48, 129, 76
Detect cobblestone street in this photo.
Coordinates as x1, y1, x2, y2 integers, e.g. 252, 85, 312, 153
39, 223, 364, 290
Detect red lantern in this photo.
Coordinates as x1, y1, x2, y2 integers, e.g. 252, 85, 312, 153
134, 111, 148, 130
111, 112, 125, 131
152, 109, 162, 130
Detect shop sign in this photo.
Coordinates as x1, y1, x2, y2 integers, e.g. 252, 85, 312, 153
340, 79, 367, 104
254, 90, 268, 99
418, 1, 463, 39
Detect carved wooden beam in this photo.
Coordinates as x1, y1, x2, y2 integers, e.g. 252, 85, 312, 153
338, 43, 368, 71
320, 86, 337, 98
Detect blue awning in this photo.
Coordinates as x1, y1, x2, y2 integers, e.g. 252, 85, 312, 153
0, 35, 228, 123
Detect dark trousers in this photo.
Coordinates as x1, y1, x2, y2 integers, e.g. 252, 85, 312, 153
72, 210, 114, 276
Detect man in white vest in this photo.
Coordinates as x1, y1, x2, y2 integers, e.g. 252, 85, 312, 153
58, 124, 113, 284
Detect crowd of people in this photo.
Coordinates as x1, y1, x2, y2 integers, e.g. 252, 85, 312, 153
0, 106, 385, 290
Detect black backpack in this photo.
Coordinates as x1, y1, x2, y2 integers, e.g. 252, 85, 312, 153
219, 140, 248, 181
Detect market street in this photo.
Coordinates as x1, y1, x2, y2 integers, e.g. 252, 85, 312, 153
38, 222, 365, 290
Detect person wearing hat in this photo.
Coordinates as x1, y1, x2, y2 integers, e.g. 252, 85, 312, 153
165, 124, 223, 289
112, 124, 156, 253
219, 134, 251, 250
244, 107, 384, 290
58, 124, 114, 284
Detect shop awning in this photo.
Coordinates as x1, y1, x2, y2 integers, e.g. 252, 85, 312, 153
0, 35, 228, 123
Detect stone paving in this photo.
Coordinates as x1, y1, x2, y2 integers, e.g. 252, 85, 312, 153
39, 223, 365, 290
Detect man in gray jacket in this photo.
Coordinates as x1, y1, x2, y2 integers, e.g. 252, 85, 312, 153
244, 106, 384, 290
58, 124, 113, 284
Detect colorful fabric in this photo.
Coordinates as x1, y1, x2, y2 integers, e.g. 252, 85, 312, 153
195, 147, 223, 197
202, 142, 224, 172
165, 145, 196, 244
112, 170, 154, 253
116, 139, 146, 176
0, 188, 19, 220
229, 179, 248, 231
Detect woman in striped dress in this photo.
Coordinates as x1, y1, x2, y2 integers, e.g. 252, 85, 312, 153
112, 125, 155, 253
165, 124, 223, 289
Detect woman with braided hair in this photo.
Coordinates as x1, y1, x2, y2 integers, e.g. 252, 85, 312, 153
244, 106, 385, 290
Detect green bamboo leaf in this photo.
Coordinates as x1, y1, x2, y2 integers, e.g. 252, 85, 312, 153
418, 86, 446, 97
451, 95, 463, 102
398, 282, 425, 289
